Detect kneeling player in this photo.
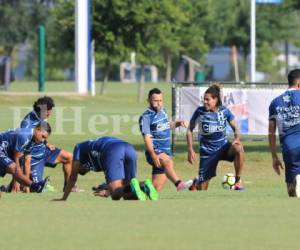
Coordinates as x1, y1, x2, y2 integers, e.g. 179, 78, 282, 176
54, 137, 158, 201
186, 84, 244, 190
0, 122, 50, 193
18, 96, 80, 192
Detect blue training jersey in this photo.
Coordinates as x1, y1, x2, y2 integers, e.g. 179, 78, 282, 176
269, 89, 300, 152
0, 128, 34, 158
139, 107, 171, 155
74, 137, 124, 172
20, 111, 43, 129
190, 106, 234, 155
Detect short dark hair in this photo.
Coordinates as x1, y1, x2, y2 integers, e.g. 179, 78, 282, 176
204, 84, 222, 107
288, 69, 300, 87
36, 121, 52, 135
33, 96, 55, 114
148, 88, 162, 99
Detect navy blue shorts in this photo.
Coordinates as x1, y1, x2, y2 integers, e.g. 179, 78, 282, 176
30, 147, 61, 183
145, 151, 172, 175
101, 142, 137, 183
283, 146, 300, 183
0, 151, 13, 177
198, 142, 234, 183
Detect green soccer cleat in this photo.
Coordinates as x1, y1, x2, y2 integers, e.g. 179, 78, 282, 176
130, 178, 147, 201
144, 179, 159, 201
43, 183, 56, 192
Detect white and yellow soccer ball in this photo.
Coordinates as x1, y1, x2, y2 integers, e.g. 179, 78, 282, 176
222, 173, 236, 190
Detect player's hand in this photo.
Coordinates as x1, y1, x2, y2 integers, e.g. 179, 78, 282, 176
232, 138, 241, 145
188, 149, 196, 164
151, 153, 161, 167
47, 144, 56, 151
272, 158, 284, 175
51, 198, 66, 201
176, 121, 188, 128
94, 190, 110, 198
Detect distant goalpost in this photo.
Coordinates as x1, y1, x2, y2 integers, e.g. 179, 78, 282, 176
171, 81, 287, 151
75, 0, 95, 95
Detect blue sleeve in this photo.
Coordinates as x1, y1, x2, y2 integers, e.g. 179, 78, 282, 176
139, 115, 151, 135
226, 108, 235, 122
190, 109, 200, 126
15, 133, 30, 153
20, 119, 30, 129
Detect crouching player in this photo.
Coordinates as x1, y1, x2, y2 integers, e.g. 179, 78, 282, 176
0, 122, 50, 193
139, 88, 188, 192
19, 96, 80, 192
186, 84, 244, 191
53, 137, 158, 201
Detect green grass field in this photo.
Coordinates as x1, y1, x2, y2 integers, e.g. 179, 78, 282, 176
0, 81, 299, 250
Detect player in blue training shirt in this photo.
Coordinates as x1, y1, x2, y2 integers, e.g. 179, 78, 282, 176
18, 96, 80, 193
53, 137, 158, 201
186, 84, 244, 191
269, 69, 300, 197
0, 122, 50, 193
139, 88, 188, 192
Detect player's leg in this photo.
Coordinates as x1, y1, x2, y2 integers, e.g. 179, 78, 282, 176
158, 153, 185, 191
152, 173, 167, 192
227, 141, 244, 181
283, 149, 300, 197
103, 143, 145, 200
196, 153, 218, 191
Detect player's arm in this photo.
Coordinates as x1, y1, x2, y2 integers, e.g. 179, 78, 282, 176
268, 119, 283, 175
186, 121, 196, 164
143, 135, 161, 167
53, 160, 80, 201
23, 154, 31, 193
228, 119, 241, 143
11, 151, 24, 192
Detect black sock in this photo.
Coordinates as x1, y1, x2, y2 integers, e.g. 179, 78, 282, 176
140, 183, 147, 193
235, 176, 241, 183
175, 180, 182, 187
30, 182, 39, 192
123, 184, 132, 193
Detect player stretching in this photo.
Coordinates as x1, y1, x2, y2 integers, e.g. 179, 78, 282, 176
0, 122, 50, 193
18, 96, 80, 192
54, 137, 158, 201
186, 84, 244, 191
139, 88, 187, 192
269, 69, 300, 197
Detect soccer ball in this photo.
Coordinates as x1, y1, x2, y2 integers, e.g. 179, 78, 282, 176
222, 173, 236, 190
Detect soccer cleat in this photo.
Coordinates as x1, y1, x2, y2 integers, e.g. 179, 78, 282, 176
143, 179, 159, 201
130, 178, 147, 201
35, 176, 51, 193
43, 183, 56, 192
184, 179, 194, 190
176, 180, 186, 191
295, 175, 300, 198
233, 182, 245, 191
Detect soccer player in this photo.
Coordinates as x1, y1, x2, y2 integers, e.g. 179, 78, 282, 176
186, 84, 244, 191
53, 136, 158, 201
18, 96, 80, 192
268, 69, 300, 197
139, 88, 187, 192
0, 122, 50, 193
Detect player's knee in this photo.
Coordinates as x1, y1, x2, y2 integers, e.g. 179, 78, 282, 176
61, 150, 72, 163
233, 144, 244, 155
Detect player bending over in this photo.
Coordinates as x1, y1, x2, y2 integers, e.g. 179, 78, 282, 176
186, 84, 244, 191
53, 137, 158, 201
17, 96, 81, 192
